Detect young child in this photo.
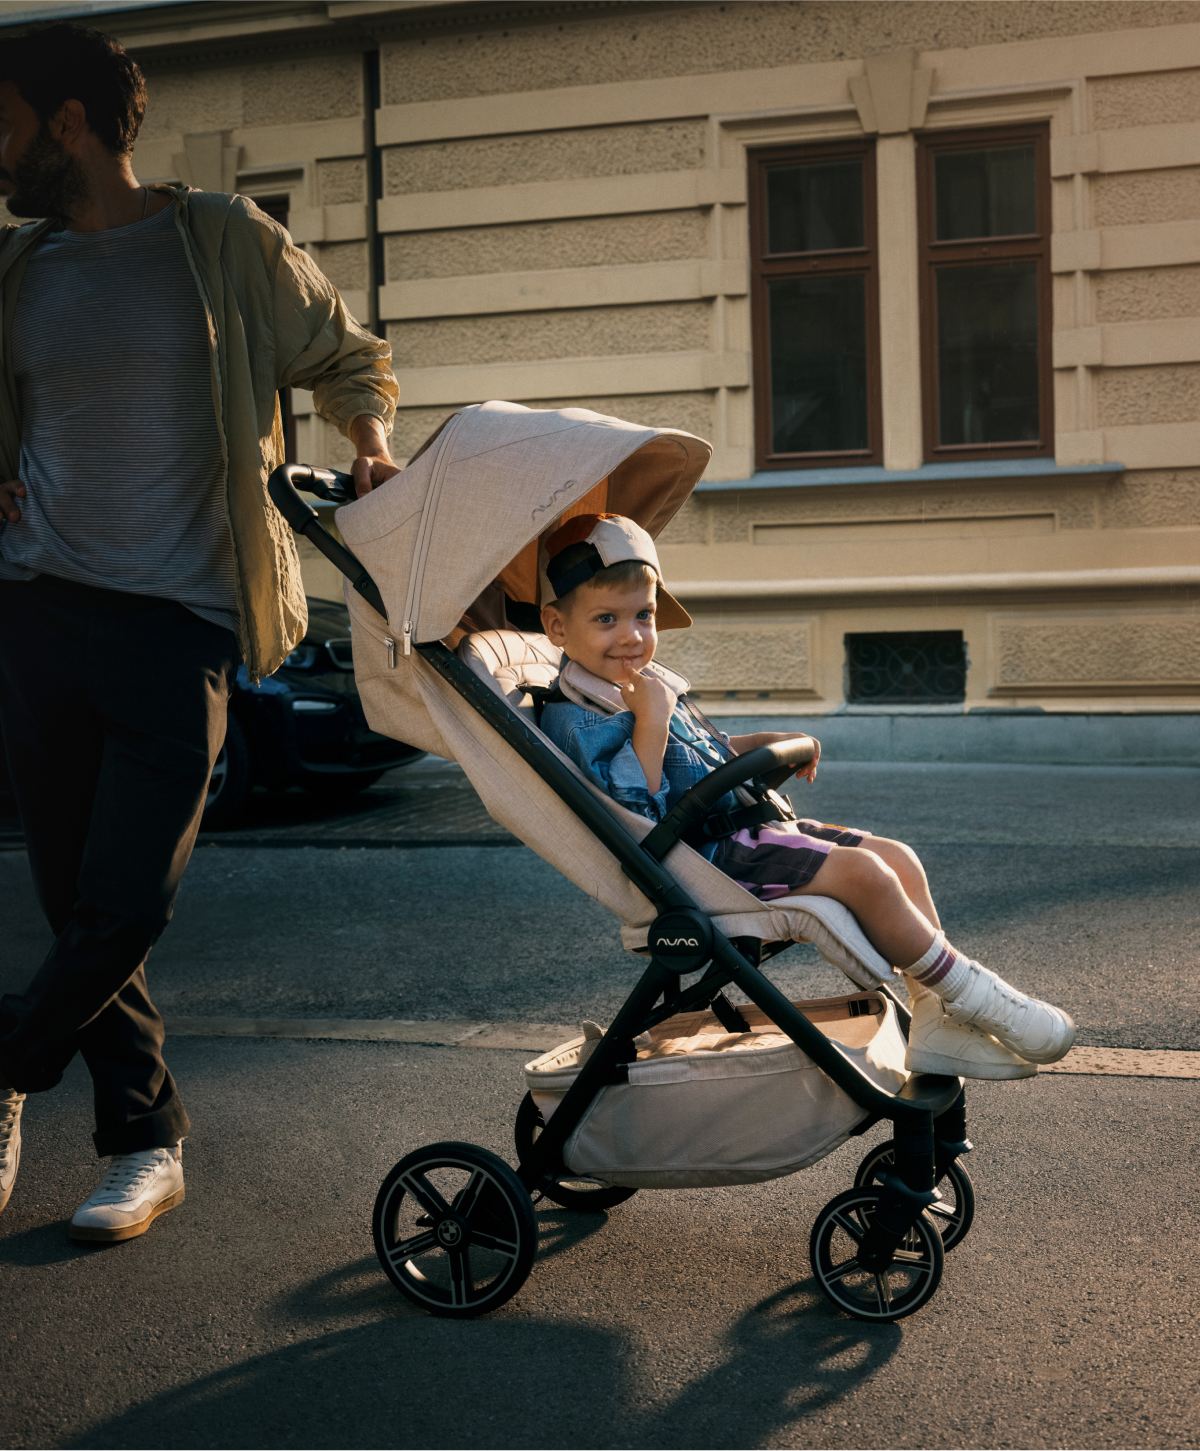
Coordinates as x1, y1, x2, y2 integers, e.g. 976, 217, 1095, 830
537, 512, 1075, 1081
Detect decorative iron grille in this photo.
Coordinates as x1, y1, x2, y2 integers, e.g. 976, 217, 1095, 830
845, 631, 967, 704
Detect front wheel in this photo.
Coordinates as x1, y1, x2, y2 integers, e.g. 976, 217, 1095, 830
514, 1092, 637, 1212
372, 1141, 537, 1317
853, 1141, 975, 1251
810, 1187, 944, 1323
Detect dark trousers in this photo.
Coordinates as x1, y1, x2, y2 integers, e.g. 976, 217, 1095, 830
0, 576, 237, 1155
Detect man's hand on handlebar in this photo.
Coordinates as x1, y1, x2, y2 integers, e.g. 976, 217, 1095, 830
1, 479, 25, 524
351, 453, 400, 497
728, 729, 821, 784
349, 414, 400, 498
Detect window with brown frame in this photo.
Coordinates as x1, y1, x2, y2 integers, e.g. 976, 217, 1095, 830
917, 125, 1053, 461
749, 141, 881, 469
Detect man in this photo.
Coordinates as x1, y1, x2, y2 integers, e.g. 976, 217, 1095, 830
0, 23, 399, 1241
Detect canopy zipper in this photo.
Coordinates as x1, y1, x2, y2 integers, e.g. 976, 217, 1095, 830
400, 411, 465, 655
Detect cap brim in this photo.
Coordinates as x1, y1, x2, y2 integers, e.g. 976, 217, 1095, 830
655, 585, 691, 630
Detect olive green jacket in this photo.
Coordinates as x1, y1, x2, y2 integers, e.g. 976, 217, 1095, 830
0, 184, 398, 678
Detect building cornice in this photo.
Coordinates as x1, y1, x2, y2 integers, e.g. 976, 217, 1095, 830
0, 0, 682, 63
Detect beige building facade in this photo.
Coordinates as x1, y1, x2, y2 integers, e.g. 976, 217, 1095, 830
4, 0, 1199, 747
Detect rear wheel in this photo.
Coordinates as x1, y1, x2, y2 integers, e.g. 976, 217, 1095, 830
372, 1141, 537, 1317
514, 1091, 637, 1212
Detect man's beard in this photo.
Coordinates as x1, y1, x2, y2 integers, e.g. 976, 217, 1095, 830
1, 123, 88, 222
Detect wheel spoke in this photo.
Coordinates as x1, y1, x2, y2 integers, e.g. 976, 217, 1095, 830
388, 1229, 438, 1264
874, 1273, 894, 1314
892, 1246, 932, 1268
448, 1246, 473, 1308
470, 1228, 520, 1259
453, 1170, 487, 1221
830, 1208, 866, 1243
927, 1201, 956, 1223
823, 1256, 866, 1284
399, 1169, 452, 1221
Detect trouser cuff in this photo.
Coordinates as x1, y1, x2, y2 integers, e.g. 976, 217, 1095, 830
93, 1109, 191, 1158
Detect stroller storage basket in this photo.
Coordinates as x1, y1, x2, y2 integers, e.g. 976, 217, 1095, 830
526, 991, 907, 1189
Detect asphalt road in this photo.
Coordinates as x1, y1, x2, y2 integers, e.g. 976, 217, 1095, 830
2, 761, 1199, 1449
9, 759, 1196, 1048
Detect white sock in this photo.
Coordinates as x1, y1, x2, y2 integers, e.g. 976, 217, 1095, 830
905, 932, 974, 999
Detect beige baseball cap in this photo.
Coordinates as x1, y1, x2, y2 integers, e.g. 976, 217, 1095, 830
540, 512, 691, 630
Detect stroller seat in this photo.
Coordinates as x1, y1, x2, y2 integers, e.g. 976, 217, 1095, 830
458, 627, 892, 992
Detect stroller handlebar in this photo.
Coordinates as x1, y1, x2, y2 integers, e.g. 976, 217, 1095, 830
267, 463, 356, 522
267, 463, 386, 618
640, 736, 817, 862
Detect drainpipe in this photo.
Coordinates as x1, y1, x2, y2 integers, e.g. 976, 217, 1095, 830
362, 47, 383, 337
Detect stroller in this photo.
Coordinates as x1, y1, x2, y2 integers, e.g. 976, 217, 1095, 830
269, 401, 974, 1324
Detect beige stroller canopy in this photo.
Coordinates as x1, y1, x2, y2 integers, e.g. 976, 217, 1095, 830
335, 400, 709, 649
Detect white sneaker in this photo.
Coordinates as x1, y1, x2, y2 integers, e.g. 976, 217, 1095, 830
0, 1088, 25, 1215
905, 988, 1036, 1081
69, 1144, 185, 1243
941, 962, 1075, 1065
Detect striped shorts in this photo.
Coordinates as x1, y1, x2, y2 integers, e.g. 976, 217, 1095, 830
714, 818, 865, 902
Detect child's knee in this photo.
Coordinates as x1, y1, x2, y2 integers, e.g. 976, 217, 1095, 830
820, 843, 902, 900
868, 836, 926, 880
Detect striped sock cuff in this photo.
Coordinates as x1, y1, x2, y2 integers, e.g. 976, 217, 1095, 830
907, 934, 961, 988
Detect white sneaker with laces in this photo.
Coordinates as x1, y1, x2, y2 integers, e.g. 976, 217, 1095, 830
941, 962, 1075, 1065
904, 987, 1036, 1080
69, 1144, 185, 1243
0, 1088, 25, 1215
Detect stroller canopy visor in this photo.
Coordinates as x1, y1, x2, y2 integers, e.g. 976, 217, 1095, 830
335, 401, 712, 645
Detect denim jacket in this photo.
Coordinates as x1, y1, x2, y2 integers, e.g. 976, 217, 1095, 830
540, 693, 739, 859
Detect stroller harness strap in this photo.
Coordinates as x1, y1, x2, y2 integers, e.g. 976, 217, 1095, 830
537, 660, 794, 847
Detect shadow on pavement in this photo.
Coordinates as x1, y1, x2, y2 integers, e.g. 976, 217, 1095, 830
533, 1205, 616, 1262
633, 1281, 901, 1449
0, 1220, 100, 1268
68, 1253, 899, 1450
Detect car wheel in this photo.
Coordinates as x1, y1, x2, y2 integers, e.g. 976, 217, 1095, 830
202, 713, 252, 830
301, 769, 386, 798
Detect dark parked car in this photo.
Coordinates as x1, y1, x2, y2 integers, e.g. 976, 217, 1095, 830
201, 595, 423, 828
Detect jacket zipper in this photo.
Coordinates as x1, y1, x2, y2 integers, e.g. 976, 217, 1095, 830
399, 410, 465, 657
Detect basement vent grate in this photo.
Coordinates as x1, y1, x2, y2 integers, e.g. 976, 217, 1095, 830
845, 631, 967, 704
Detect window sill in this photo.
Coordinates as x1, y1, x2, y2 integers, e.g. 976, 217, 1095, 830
697, 458, 1124, 493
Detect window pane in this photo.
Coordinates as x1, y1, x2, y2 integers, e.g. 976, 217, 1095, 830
936, 262, 1039, 446
767, 159, 864, 253
934, 145, 1036, 240
769, 275, 869, 454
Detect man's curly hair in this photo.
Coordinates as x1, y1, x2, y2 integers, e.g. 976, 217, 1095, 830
0, 23, 146, 157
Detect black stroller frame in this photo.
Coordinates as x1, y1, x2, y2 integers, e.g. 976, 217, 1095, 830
271, 464, 975, 1324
